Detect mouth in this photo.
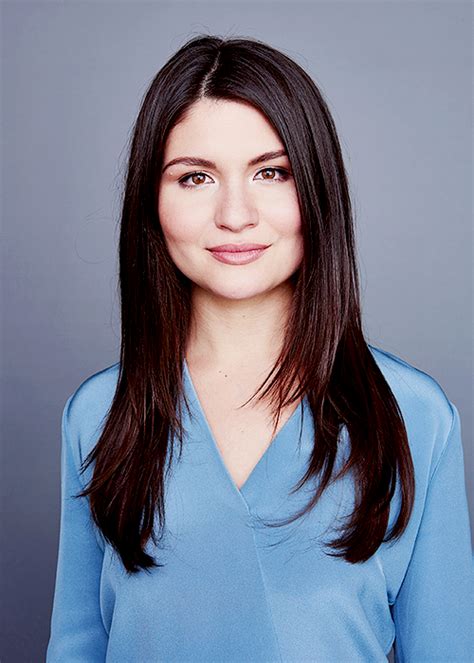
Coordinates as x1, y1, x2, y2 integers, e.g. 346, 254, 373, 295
207, 245, 270, 265
207, 243, 271, 252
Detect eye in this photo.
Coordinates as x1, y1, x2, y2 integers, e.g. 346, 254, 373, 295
255, 167, 290, 183
177, 167, 291, 189
178, 172, 212, 188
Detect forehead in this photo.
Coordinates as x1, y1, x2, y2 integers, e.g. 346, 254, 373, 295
163, 98, 283, 158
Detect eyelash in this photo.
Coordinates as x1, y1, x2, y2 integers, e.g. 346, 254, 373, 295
177, 167, 291, 189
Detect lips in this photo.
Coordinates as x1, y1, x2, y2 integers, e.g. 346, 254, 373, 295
207, 245, 269, 265
208, 243, 270, 252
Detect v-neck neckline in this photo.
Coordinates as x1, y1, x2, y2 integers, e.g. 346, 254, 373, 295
183, 358, 305, 500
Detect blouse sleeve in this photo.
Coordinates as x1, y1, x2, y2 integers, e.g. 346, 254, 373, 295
46, 395, 109, 662
391, 402, 474, 662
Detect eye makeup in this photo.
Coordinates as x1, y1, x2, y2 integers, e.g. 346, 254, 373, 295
178, 166, 291, 189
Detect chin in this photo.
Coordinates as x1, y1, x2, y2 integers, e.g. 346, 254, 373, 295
206, 282, 273, 301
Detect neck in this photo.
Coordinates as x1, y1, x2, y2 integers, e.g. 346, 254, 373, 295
186, 281, 294, 373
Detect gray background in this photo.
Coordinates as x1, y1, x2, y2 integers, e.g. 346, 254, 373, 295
1, 1, 472, 661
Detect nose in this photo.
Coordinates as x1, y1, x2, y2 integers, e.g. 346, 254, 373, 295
214, 180, 259, 232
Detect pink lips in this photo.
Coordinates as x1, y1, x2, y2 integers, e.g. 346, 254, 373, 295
208, 243, 269, 252
207, 243, 270, 265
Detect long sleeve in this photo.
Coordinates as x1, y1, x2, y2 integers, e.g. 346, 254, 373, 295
391, 402, 474, 662
46, 394, 109, 662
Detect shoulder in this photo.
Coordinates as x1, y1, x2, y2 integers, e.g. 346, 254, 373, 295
367, 343, 457, 477
62, 361, 121, 472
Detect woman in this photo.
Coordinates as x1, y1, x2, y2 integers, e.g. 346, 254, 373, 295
46, 34, 473, 662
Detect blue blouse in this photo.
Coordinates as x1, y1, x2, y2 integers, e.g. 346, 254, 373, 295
46, 345, 474, 662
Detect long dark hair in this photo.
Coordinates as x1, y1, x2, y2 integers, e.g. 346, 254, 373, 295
77, 33, 415, 574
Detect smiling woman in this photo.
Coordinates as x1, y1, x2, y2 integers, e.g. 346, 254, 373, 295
158, 98, 303, 299
46, 33, 473, 663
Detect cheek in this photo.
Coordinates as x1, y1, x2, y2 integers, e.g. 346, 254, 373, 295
158, 194, 202, 244
273, 197, 303, 238
274, 198, 304, 267
264, 183, 301, 230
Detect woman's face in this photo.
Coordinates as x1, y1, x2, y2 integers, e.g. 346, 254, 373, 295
158, 98, 303, 301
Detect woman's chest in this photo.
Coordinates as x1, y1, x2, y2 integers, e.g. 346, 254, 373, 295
188, 371, 302, 490
101, 481, 394, 663
100, 383, 397, 661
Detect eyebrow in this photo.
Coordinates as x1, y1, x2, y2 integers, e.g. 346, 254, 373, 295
161, 149, 288, 174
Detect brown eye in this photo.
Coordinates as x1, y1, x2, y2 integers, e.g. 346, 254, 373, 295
178, 172, 211, 188
178, 166, 290, 190
261, 168, 277, 180
190, 173, 206, 185
256, 167, 290, 183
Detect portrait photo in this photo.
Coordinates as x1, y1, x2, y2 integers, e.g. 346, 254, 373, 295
1, 2, 473, 662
